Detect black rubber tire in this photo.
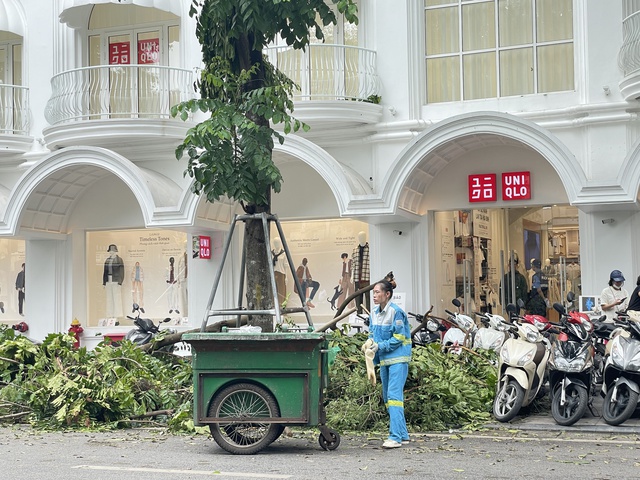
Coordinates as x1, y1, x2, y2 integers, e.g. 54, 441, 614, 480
493, 380, 525, 422
551, 383, 588, 426
318, 429, 341, 451
602, 382, 639, 426
208, 383, 281, 455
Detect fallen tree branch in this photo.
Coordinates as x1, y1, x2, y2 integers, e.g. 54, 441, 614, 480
140, 316, 249, 352
0, 411, 30, 421
130, 409, 174, 419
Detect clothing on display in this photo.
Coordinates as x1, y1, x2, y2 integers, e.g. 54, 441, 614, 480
103, 245, 124, 319
352, 232, 370, 313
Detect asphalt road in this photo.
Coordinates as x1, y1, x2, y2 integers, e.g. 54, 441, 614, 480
1, 424, 640, 479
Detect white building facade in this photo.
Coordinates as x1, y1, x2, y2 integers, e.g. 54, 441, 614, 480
1, 0, 640, 346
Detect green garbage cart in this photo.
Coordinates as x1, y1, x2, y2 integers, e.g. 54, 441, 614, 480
183, 330, 340, 455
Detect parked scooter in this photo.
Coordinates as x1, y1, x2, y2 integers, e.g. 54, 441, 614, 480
125, 303, 176, 352
473, 311, 511, 352
493, 303, 552, 422
548, 301, 596, 426
601, 311, 640, 425
409, 307, 446, 347
443, 298, 477, 354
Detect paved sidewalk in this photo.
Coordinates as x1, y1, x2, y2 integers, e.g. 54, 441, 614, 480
486, 393, 640, 434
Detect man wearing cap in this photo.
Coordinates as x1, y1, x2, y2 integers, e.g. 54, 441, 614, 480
600, 270, 629, 322
527, 258, 550, 317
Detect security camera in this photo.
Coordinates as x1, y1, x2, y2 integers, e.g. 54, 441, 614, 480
393, 230, 403, 236
602, 218, 615, 225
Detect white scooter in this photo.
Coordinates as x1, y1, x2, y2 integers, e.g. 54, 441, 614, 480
601, 311, 640, 425
473, 311, 511, 352
493, 304, 553, 422
442, 298, 477, 354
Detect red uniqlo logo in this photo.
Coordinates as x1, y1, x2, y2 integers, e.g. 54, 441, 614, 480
468, 174, 497, 202
502, 171, 531, 201
199, 236, 211, 259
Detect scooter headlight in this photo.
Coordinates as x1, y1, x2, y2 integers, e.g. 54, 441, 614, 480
490, 336, 504, 350
610, 338, 625, 366
500, 346, 510, 364
517, 350, 535, 366
561, 349, 591, 372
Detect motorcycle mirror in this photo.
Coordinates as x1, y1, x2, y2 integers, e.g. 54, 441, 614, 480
553, 302, 566, 314
452, 298, 462, 308
132, 303, 140, 312
505, 303, 517, 314
566, 291, 575, 302
162, 317, 172, 323
516, 298, 525, 308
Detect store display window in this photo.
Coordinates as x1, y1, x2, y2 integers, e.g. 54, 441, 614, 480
0, 238, 26, 322
86, 230, 188, 327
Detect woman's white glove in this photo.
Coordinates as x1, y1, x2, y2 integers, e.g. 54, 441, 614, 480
361, 338, 374, 353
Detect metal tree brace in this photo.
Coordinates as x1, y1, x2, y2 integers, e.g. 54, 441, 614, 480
200, 212, 313, 331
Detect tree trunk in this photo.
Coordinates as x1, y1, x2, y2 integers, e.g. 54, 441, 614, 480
244, 199, 275, 332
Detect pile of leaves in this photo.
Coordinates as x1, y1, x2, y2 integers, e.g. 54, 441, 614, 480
324, 332, 497, 432
0, 326, 194, 432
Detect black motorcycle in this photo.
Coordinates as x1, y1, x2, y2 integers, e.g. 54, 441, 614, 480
125, 303, 175, 351
409, 308, 445, 347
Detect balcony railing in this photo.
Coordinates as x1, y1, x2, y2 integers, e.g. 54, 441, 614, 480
0, 84, 29, 135
265, 44, 379, 102
619, 11, 640, 76
45, 65, 196, 125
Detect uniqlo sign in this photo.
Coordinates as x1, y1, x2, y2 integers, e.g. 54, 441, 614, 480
110, 42, 130, 65
502, 171, 531, 201
468, 174, 497, 202
199, 236, 211, 259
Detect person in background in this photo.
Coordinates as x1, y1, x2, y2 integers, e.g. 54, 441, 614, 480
600, 270, 629, 322
15, 263, 25, 316
527, 259, 550, 317
626, 275, 640, 312
499, 253, 528, 309
363, 279, 411, 449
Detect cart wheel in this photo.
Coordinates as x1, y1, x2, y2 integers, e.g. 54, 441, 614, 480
208, 383, 281, 455
318, 429, 340, 451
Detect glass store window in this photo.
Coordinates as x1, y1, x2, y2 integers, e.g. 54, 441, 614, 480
86, 4, 180, 118
434, 205, 580, 322
425, 0, 574, 103
0, 238, 26, 322
86, 230, 188, 327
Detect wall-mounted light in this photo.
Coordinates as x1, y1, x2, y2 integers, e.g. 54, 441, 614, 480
603, 85, 611, 95
602, 218, 615, 225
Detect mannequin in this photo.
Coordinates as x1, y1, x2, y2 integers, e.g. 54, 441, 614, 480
543, 258, 554, 276
131, 261, 144, 312
166, 256, 179, 314
352, 231, 370, 314
271, 237, 287, 305
337, 252, 354, 309
103, 244, 124, 319
177, 250, 188, 316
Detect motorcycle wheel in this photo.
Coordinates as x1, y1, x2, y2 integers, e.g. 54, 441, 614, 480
551, 383, 588, 426
493, 380, 525, 422
208, 383, 282, 455
602, 382, 639, 426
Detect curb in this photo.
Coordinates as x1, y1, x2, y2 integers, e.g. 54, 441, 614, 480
484, 420, 640, 435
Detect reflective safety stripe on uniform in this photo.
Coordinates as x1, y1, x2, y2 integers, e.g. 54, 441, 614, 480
380, 362, 409, 443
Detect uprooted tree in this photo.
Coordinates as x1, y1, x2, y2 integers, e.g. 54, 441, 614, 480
171, 0, 358, 332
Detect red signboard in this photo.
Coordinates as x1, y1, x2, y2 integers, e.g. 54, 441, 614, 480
138, 38, 160, 65
502, 171, 531, 201
109, 42, 130, 65
199, 236, 211, 259
468, 174, 497, 202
